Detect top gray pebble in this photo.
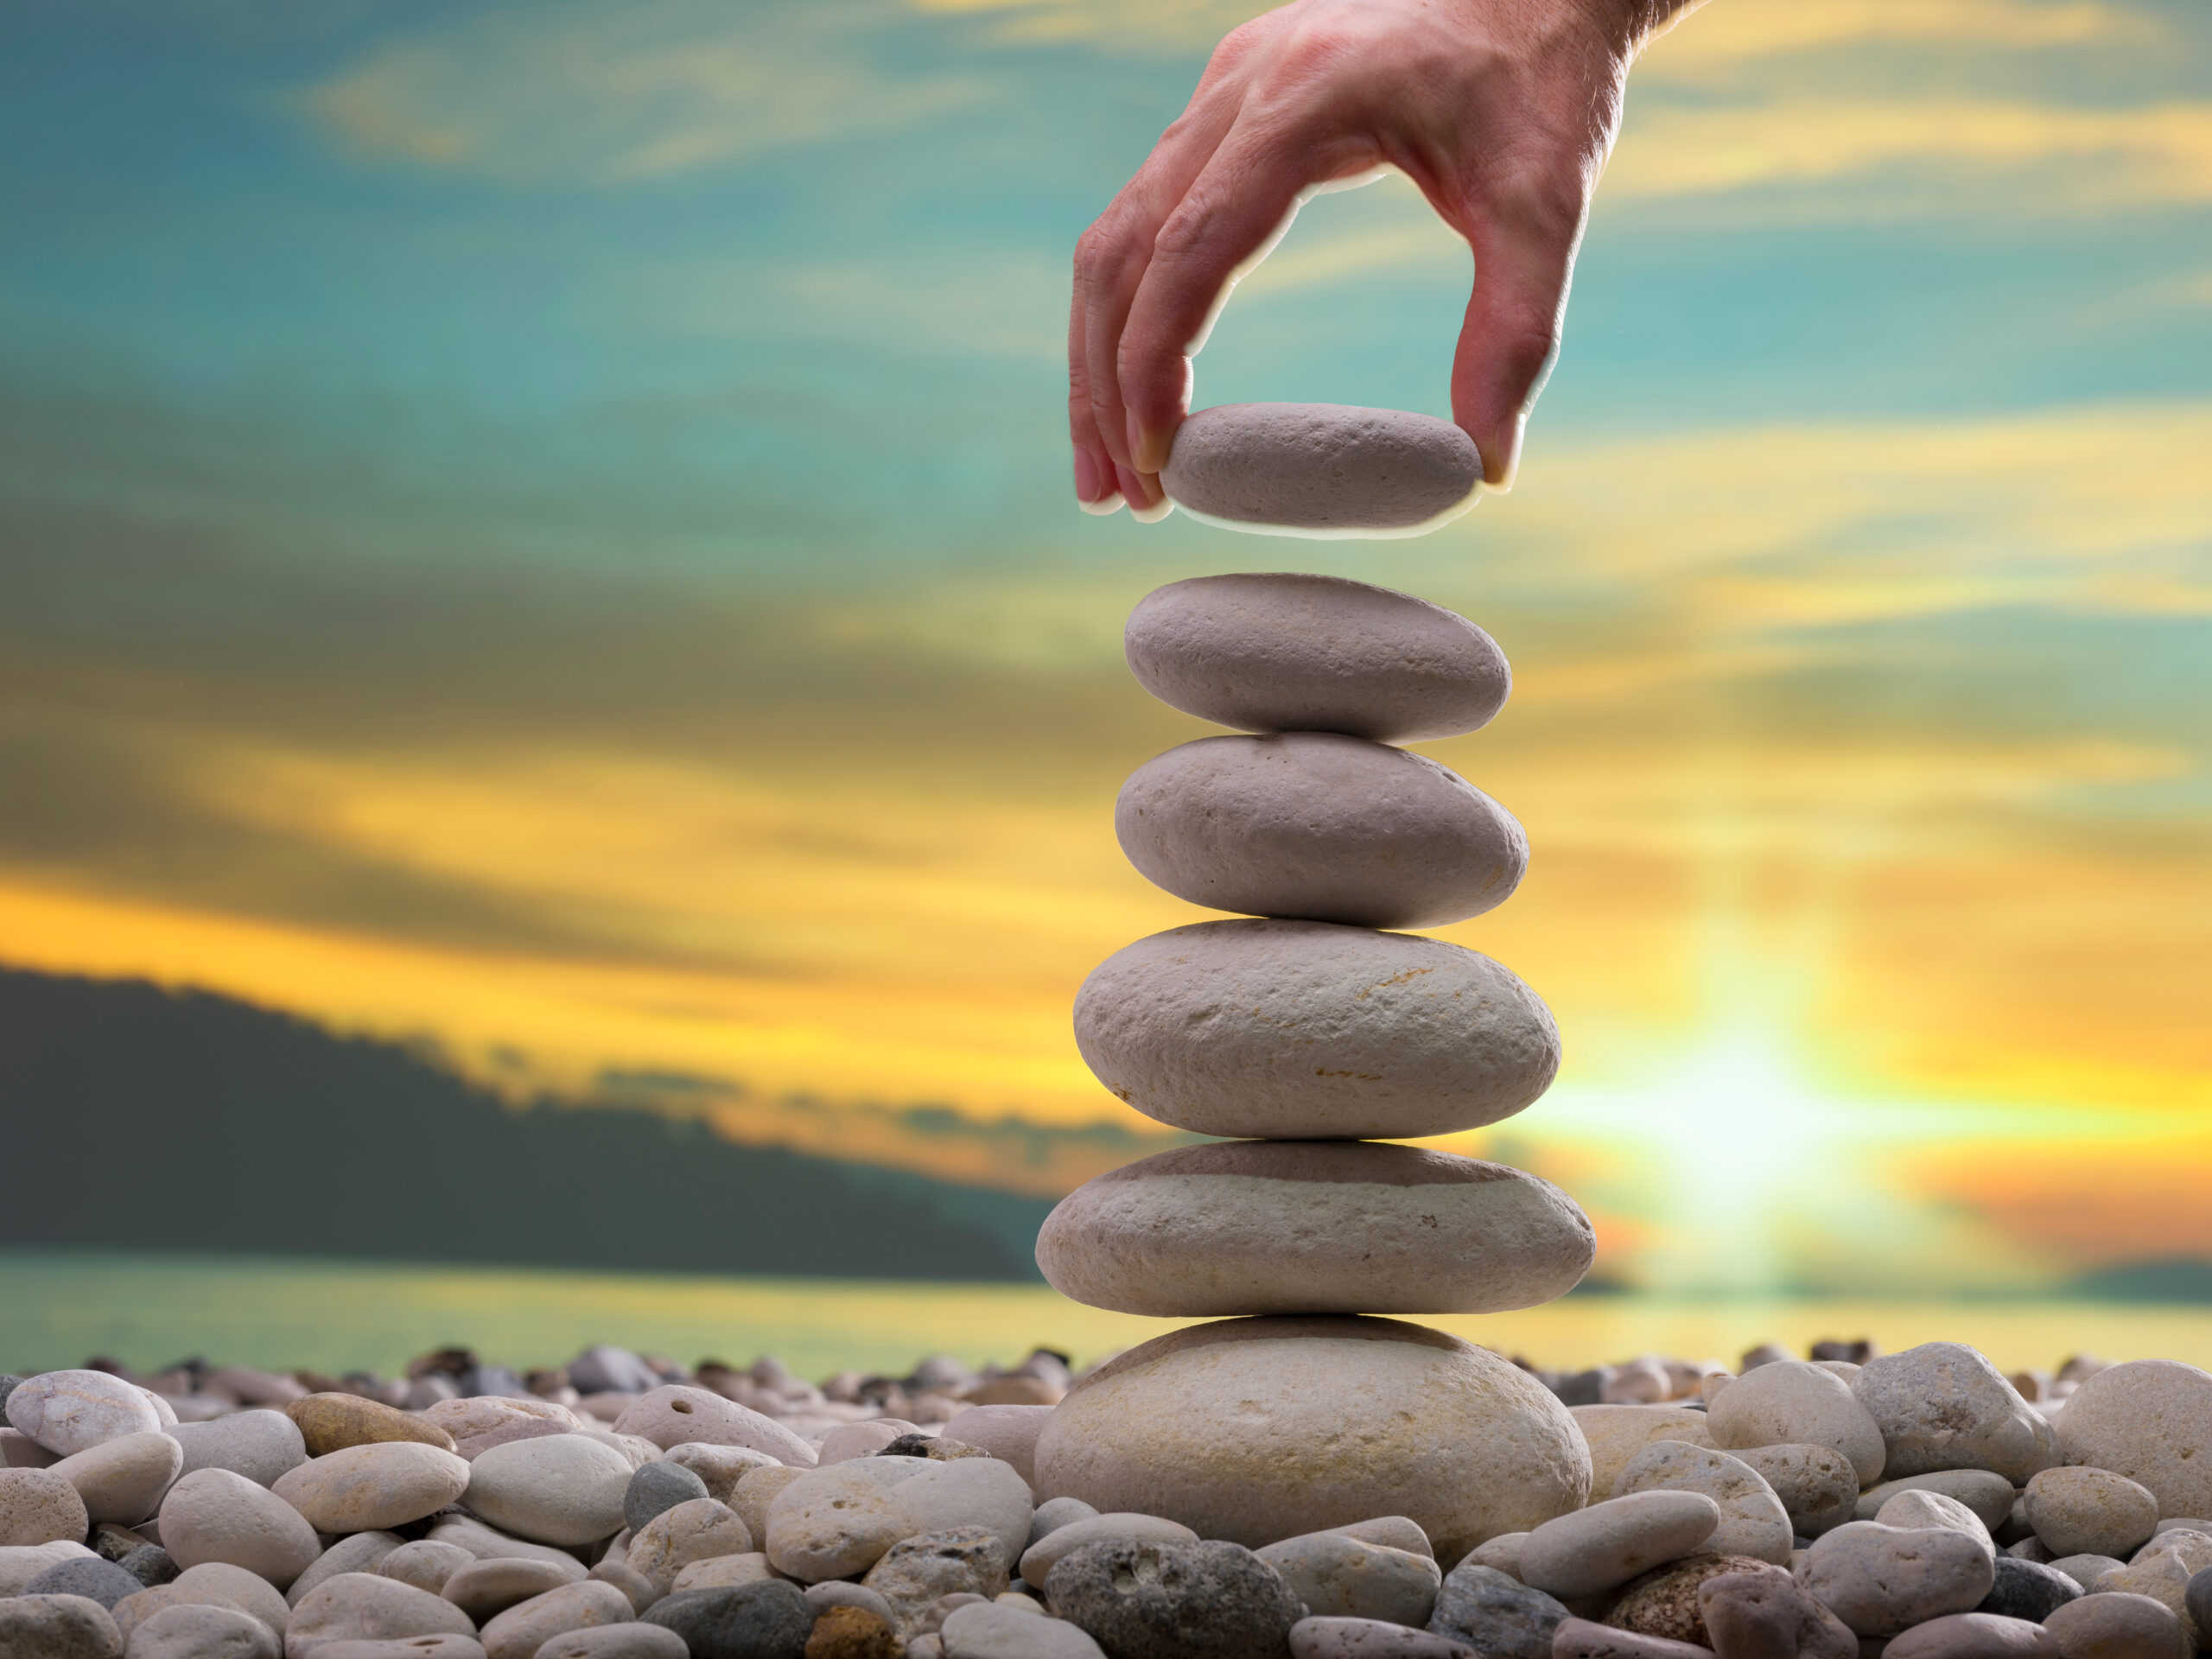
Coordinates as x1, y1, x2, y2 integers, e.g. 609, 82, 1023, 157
1125, 572, 1509, 741
1160, 403, 1481, 537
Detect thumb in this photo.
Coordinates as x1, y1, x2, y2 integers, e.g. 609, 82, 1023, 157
1448, 194, 1584, 490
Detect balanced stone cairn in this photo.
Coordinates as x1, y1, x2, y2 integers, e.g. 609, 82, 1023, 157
1033, 570, 1600, 1561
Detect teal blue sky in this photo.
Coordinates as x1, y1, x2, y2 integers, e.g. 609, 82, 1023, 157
3, 0, 2209, 1293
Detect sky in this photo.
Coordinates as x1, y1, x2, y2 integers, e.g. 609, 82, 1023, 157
1, 0, 2208, 1296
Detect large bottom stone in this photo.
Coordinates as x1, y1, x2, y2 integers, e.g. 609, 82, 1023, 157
1032, 1318, 1588, 1562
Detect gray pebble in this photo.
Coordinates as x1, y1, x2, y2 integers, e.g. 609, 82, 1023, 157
23, 1553, 145, 1609
1123, 572, 1508, 741
1978, 1555, 2082, 1622
1425, 1563, 1567, 1659
0, 1376, 21, 1427
1255, 1529, 1440, 1625
1043, 1537, 1302, 1659
641, 1580, 815, 1659
1160, 403, 1482, 537
624, 1461, 710, 1535
1116, 733, 1526, 929
118, 1543, 179, 1588
167, 1411, 308, 1491
2189, 1566, 2212, 1643
0, 1592, 126, 1658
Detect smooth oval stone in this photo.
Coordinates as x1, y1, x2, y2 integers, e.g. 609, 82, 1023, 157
1124, 573, 1509, 741
1116, 734, 1526, 928
172, 1560, 291, 1639
1708, 1362, 1886, 1485
1877, 1489, 1995, 1561
763, 1465, 910, 1583
167, 1411, 308, 1491
0, 1465, 91, 1546
285, 1394, 458, 1459
1073, 919, 1558, 1141
624, 1463, 710, 1535
2056, 1360, 2212, 1522
418, 1397, 572, 1445
658, 1443, 779, 1503
4, 1371, 162, 1458
22, 1553, 143, 1609
159, 1467, 321, 1591
445, 1555, 588, 1622
465, 1436, 632, 1547
1551, 1620, 1717, 1658
640, 1580, 815, 1658
1612, 1443, 1793, 1565
1160, 404, 1481, 537
286, 1573, 478, 1652
273, 1442, 472, 1533
1519, 1492, 1720, 1598
2044, 1591, 2191, 1658
0, 1592, 123, 1658
478, 1580, 633, 1659
1857, 1471, 2019, 1530
1018, 1515, 1196, 1587
1796, 1521, 1997, 1637
1033, 1317, 1588, 1563
670, 1554, 772, 1594
289, 1532, 406, 1608
130, 1601, 280, 1659
805, 1581, 899, 1629
1884, 1611, 2060, 1656
1290, 1618, 1481, 1657
1980, 1556, 2083, 1623
50, 1432, 182, 1529
1570, 1408, 1717, 1501
611, 1387, 815, 1467
1255, 1530, 1441, 1625
1035, 1141, 1592, 1317
586, 1560, 658, 1615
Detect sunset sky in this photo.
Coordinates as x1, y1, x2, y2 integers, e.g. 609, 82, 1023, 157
3, 0, 2207, 1295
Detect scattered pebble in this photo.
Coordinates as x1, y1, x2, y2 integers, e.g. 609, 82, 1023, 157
1978, 1556, 2083, 1623
158, 1468, 320, 1590
1043, 1536, 1303, 1659
641, 1580, 816, 1659
130, 1600, 280, 1659
1519, 1492, 1721, 1598
1796, 1522, 1997, 1637
1707, 1361, 1886, 1485
1255, 1528, 1441, 1626
1729, 1443, 1859, 1538
2023, 1466, 2158, 1560
283, 1571, 476, 1652
1853, 1345, 2056, 1485
272, 1441, 471, 1533
2054, 1361, 2212, 1522
0, 1591, 124, 1658
0, 1465, 90, 1546
3, 1370, 162, 1457
2041, 1589, 2191, 1658
1424, 1562, 1567, 1658
1611, 1442, 1792, 1565
478, 1579, 633, 1659
464, 1434, 632, 1547
168, 1411, 307, 1491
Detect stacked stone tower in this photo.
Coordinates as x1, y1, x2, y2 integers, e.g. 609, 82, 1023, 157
1031, 571, 1597, 1562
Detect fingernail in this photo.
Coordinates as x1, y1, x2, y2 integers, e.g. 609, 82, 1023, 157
1123, 467, 1173, 524
1127, 420, 1172, 476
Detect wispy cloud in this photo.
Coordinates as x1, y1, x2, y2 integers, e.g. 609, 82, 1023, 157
303, 0, 987, 182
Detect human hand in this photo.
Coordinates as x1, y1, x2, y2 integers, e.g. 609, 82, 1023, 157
1069, 0, 1699, 518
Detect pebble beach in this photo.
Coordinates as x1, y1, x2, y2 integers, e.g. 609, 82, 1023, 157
4, 1332, 2212, 1658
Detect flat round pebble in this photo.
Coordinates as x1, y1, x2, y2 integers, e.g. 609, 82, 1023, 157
1123, 573, 1509, 741
1289, 1618, 1479, 1658
1883, 1611, 2057, 1656
1980, 1554, 2084, 1621
2041, 1589, 2191, 1657
273, 1441, 472, 1533
1072, 919, 1559, 1141
49, 1430, 183, 1526
465, 1435, 632, 1547
1612, 1442, 1793, 1565
0, 1465, 91, 1546
1255, 1529, 1440, 1625
1796, 1521, 1997, 1637
4, 1370, 162, 1456
641, 1580, 815, 1659
284, 1394, 458, 1459
670, 1552, 771, 1593
2055, 1361, 2212, 1522
531, 1625, 689, 1659
0, 1592, 124, 1658
764, 1464, 912, 1583
285, 1573, 479, 1652
375, 1539, 474, 1596
1044, 1537, 1302, 1659
1519, 1491, 1719, 1598
1036, 1140, 1592, 1317
1852, 1344, 2056, 1484
478, 1580, 634, 1659
167, 1412, 308, 1491
158, 1467, 321, 1590
1707, 1361, 1886, 1484
612, 1387, 816, 1467
2023, 1466, 2158, 1560
129, 1600, 281, 1659
23, 1553, 145, 1609
1036, 1317, 1588, 1563
941, 1599, 1106, 1658
1116, 734, 1526, 929
1160, 404, 1482, 537
445, 1556, 587, 1622
1424, 1563, 1567, 1658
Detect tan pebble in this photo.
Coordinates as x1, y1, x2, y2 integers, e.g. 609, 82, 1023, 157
158, 1467, 320, 1590
476, 1579, 632, 1659
273, 1441, 472, 1533
1571, 1407, 1717, 1499
1707, 1362, 1885, 1484
2042, 1589, 2190, 1658
1613, 1441, 1793, 1565
0, 1592, 122, 1658
612, 1386, 816, 1466
0, 1465, 92, 1546
48, 1431, 182, 1526
1521, 1491, 1719, 1598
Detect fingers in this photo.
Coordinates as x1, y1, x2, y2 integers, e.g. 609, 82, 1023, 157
1069, 289, 1122, 512
1444, 179, 1586, 490
1116, 124, 1328, 474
